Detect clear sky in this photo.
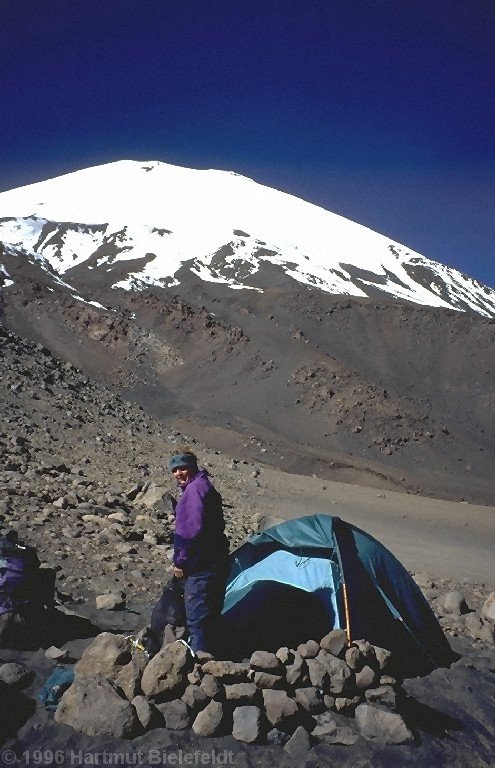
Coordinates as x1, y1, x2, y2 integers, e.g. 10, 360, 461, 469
1, 0, 494, 287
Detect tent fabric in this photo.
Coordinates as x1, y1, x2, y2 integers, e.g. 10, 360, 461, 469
222, 514, 455, 675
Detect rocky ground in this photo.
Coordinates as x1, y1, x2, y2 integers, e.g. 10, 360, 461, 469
1, 324, 495, 766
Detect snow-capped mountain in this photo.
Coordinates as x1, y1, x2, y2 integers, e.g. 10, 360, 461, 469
0, 159, 494, 316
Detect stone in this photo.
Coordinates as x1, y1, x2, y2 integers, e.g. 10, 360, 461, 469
156, 699, 190, 730
232, 705, 262, 743
294, 686, 326, 714
181, 684, 210, 711
334, 695, 361, 713
55, 676, 138, 738
345, 646, 362, 669
284, 725, 311, 758
306, 657, 328, 688
312, 712, 359, 745
482, 592, 495, 622
200, 674, 223, 699
443, 590, 468, 616
115, 654, 147, 700
74, 633, 130, 682
141, 640, 192, 700
276, 647, 292, 665
132, 695, 156, 730
353, 639, 374, 659
373, 646, 392, 671
266, 727, 289, 746
201, 660, 250, 682
365, 685, 397, 709
192, 699, 224, 736
285, 652, 305, 686
224, 682, 258, 703
45, 646, 69, 661
95, 592, 126, 611
253, 671, 284, 689
262, 689, 298, 727
319, 629, 347, 656
297, 639, 320, 658
355, 703, 414, 744
0, 662, 31, 687
316, 650, 352, 694
355, 664, 376, 689
250, 650, 283, 672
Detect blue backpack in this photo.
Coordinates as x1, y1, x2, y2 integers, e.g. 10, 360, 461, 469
0, 535, 42, 616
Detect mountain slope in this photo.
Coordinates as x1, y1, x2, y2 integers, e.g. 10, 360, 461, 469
0, 160, 494, 316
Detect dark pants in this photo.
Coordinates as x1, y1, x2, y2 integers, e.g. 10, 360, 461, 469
150, 571, 226, 655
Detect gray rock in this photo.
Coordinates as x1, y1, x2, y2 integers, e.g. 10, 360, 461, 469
355, 664, 376, 689
0, 662, 31, 687
284, 725, 311, 758
482, 592, 495, 622
345, 646, 361, 669
355, 703, 414, 744
201, 660, 250, 682
250, 650, 283, 672
312, 712, 359, 745
306, 658, 328, 688
297, 639, 320, 658
316, 649, 352, 694
200, 674, 223, 699
45, 646, 69, 661
141, 640, 192, 700
365, 685, 397, 709
253, 671, 284, 689
192, 699, 225, 736
373, 645, 392, 671
444, 590, 469, 616
224, 682, 258, 702
181, 684, 210, 711
55, 676, 138, 738
131, 695, 156, 730
262, 689, 298, 727
74, 632, 130, 682
276, 647, 292, 665
319, 629, 347, 656
156, 699, 190, 730
294, 686, 326, 714
232, 705, 262, 743
95, 592, 126, 611
115, 654, 147, 700
285, 652, 305, 685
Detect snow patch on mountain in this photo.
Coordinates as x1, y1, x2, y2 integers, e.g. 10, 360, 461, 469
0, 160, 494, 317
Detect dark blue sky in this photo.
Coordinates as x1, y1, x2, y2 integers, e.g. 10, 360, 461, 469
1, 0, 494, 287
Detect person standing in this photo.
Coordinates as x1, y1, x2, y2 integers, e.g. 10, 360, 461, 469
149, 449, 229, 661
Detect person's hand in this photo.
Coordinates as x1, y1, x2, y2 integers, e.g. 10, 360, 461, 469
172, 566, 184, 578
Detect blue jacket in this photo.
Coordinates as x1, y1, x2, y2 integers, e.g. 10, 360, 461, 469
173, 470, 229, 574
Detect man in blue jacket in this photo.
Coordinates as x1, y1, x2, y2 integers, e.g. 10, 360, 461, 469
149, 449, 229, 661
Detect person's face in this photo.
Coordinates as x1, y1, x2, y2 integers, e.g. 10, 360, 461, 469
172, 466, 195, 486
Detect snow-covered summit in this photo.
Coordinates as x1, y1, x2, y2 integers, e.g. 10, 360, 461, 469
0, 159, 494, 316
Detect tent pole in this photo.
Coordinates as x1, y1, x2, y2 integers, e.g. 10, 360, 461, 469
332, 518, 352, 646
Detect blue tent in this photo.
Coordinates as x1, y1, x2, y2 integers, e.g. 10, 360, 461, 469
222, 514, 454, 675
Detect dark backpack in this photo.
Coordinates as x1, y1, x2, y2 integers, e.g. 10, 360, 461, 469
0, 536, 52, 617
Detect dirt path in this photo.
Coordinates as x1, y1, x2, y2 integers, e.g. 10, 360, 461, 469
258, 468, 495, 583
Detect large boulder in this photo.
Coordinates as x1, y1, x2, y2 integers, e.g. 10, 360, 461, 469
355, 703, 414, 745
55, 677, 138, 738
75, 633, 131, 682
141, 640, 192, 700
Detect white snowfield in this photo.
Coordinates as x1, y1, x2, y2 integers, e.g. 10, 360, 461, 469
0, 159, 494, 316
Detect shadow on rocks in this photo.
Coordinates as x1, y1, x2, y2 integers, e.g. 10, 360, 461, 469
399, 693, 464, 741
0, 681, 36, 741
